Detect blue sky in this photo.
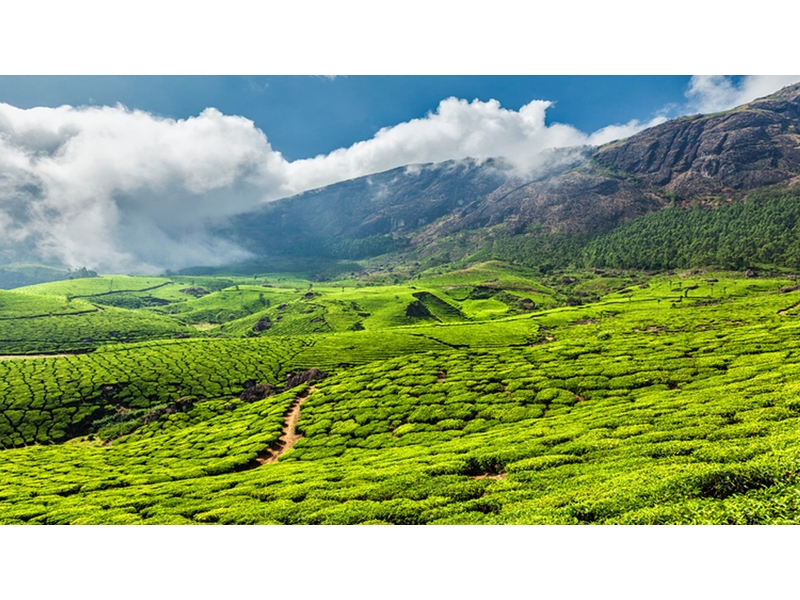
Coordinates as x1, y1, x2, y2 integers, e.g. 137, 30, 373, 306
0, 76, 698, 160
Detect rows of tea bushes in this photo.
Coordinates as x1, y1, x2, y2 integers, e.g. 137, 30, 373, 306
16, 275, 172, 298
3, 266, 567, 354
0, 336, 308, 447
159, 286, 282, 325
0, 290, 96, 318
0, 387, 299, 524
4, 305, 800, 523
285, 317, 540, 373
3, 271, 800, 523
0, 311, 545, 449
0, 306, 196, 354
226, 301, 334, 338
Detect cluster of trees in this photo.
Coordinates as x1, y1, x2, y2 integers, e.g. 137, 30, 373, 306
67, 267, 98, 279
491, 190, 800, 272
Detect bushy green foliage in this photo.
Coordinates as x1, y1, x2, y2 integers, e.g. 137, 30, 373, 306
0, 304, 195, 354
4, 267, 800, 524
583, 190, 800, 270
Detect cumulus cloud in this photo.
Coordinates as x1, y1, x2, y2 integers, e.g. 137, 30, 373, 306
0, 97, 659, 273
284, 98, 662, 192
685, 75, 800, 114
0, 103, 289, 272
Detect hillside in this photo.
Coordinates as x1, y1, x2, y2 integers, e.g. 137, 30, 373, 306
213, 84, 800, 276
594, 82, 800, 198
5, 84, 800, 526
4, 267, 800, 524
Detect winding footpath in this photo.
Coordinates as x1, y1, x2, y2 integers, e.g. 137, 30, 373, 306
256, 386, 317, 465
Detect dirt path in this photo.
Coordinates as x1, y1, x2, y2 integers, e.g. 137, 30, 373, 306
778, 302, 800, 316
256, 386, 316, 465
470, 473, 507, 480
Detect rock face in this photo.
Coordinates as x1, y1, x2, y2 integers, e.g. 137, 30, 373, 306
252, 316, 272, 332
179, 287, 209, 297
594, 83, 800, 199
143, 397, 196, 424
240, 382, 277, 402
238, 368, 327, 402
285, 368, 327, 389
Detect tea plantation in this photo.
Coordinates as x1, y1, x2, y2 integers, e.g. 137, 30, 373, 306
3, 264, 800, 523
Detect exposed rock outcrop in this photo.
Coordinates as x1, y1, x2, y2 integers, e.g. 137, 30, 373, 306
252, 316, 273, 332
594, 83, 800, 199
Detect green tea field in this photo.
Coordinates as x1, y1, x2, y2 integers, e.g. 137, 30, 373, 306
3, 264, 800, 524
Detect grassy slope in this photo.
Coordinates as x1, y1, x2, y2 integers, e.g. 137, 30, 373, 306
3, 267, 800, 523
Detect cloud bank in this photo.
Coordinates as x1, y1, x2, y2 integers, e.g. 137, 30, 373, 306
0, 96, 663, 273
6, 76, 800, 274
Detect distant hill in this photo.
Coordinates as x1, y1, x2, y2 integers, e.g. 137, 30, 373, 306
0, 264, 70, 290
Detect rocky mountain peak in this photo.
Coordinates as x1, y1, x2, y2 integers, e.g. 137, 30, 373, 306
592, 83, 800, 199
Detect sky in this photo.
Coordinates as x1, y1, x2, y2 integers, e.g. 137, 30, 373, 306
0, 76, 697, 161
1, 75, 799, 274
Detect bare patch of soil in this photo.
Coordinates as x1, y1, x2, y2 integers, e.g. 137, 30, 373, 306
778, 302, 800, 316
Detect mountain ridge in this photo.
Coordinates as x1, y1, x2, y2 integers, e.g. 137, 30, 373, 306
220, 83, 800, 272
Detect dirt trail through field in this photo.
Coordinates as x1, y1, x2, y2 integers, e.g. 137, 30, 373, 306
256, 386, 316, 465
778, 302, 800, 316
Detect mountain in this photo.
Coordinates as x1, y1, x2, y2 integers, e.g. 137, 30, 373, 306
221, 157, 514, 257
215, 84, 800, 273
593, 83, 800, 199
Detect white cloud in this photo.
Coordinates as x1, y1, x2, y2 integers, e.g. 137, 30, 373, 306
0, 103, 287, 272
0, 97, 659, 273
284, 97, 661, 194
685, 75, 800, 114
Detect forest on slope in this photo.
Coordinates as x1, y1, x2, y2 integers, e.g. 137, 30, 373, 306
491, 189, 800, 272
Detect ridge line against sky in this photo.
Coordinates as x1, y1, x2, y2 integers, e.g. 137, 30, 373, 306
0, 75, 798, 274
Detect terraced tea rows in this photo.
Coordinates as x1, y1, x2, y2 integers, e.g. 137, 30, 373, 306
4, 306, 800, 524
0, 337, 308, 447
3, 268, 800, 523
0, 305, 197, 354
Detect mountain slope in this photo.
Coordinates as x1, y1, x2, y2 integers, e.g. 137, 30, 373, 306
594, 82, 800, 198
216, 84, 800, 272
222, 158, 515, 256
